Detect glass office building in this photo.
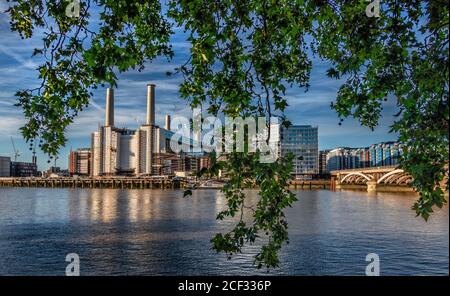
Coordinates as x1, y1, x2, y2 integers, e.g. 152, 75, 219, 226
369, 142, 403, 167
327, 141, 404, 172
280, 125, 319, 179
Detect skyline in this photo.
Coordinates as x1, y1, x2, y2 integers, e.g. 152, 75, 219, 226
0, 0, 447, 279
0, 5, 399, 170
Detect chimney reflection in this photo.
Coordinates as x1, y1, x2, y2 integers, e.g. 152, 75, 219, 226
128, 191, 153, 222
89, 189, 119, 223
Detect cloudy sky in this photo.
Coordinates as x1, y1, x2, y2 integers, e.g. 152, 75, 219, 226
0, 2, 399, 170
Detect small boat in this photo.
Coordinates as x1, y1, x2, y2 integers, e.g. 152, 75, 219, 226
199, 180, 224, 189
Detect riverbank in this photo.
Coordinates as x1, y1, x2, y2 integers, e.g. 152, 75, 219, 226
0, 177, 187, 189
0, 177, 417, 192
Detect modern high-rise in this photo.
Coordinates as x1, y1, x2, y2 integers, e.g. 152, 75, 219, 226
280, 125, 319, 179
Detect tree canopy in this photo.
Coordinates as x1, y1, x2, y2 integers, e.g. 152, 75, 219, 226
4, 0, 449, 268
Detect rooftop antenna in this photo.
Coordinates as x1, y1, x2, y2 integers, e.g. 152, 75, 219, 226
10, 136, 20, 162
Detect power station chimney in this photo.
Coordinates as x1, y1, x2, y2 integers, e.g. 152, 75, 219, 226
146, 84, 155, 126
105, 88, 114, 127
165, 114, 171, 130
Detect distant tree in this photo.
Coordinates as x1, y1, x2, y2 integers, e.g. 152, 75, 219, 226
5, 0, 448, 268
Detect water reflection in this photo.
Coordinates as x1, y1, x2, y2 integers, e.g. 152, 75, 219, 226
0, 188, 447, 275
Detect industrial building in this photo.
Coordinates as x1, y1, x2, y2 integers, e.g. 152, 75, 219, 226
91, 84, 195, 177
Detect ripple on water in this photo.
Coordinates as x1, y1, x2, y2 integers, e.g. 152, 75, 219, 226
0, 188, 448, 275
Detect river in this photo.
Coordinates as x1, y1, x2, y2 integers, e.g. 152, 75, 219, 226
0, 188, 447, 275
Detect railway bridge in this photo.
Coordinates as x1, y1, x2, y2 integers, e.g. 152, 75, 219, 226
330, 166, 413, 192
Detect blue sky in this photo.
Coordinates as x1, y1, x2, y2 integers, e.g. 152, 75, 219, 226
0, 2, 399, 170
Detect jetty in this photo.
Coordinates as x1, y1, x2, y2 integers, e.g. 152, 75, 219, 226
0, 177, 188, 189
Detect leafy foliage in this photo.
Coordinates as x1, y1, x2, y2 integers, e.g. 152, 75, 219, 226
311, 1, 449, 219
203, 151, 296, 268
7, 0, 172, 157
4, 0, 449, 267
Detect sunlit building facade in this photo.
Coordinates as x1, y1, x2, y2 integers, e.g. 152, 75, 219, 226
69, 148, 91, 176
91, 85, 193, 177
327, 141, 404, 172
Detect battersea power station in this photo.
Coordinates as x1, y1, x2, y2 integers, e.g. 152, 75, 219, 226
90, 84, 205, 177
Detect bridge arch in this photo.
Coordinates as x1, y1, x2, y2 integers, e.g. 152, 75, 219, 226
376, 169, 405, 184
341, 172, 372, 183
395, 174, 413, 185
384, 173, 404, 184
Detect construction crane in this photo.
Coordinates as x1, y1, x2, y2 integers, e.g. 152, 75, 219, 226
10, 136, 20, 161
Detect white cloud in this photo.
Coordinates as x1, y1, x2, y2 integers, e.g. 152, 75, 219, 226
0, 14, 402, 169
0, 114, 24, 137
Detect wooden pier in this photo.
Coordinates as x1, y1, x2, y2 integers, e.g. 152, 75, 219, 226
287, 180, 331, 190
0, 177, 189, 190
0, 177, 348, 191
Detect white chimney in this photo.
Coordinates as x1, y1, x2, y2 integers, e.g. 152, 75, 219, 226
165, 114, 171, 130
146, 84, 155, 126
105, 88, 114, 127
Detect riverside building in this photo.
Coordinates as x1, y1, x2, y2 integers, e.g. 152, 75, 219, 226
69, 148, 92, 176
91, 84, 193, 177
280, 125, 319, 179
326, 141, 404, 172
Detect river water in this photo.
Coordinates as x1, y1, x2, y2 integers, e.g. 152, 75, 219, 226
0, 188, 447, 275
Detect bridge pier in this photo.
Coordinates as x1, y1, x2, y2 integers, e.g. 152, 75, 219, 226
367, 181, 377, 192
335, 173, 342, 190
